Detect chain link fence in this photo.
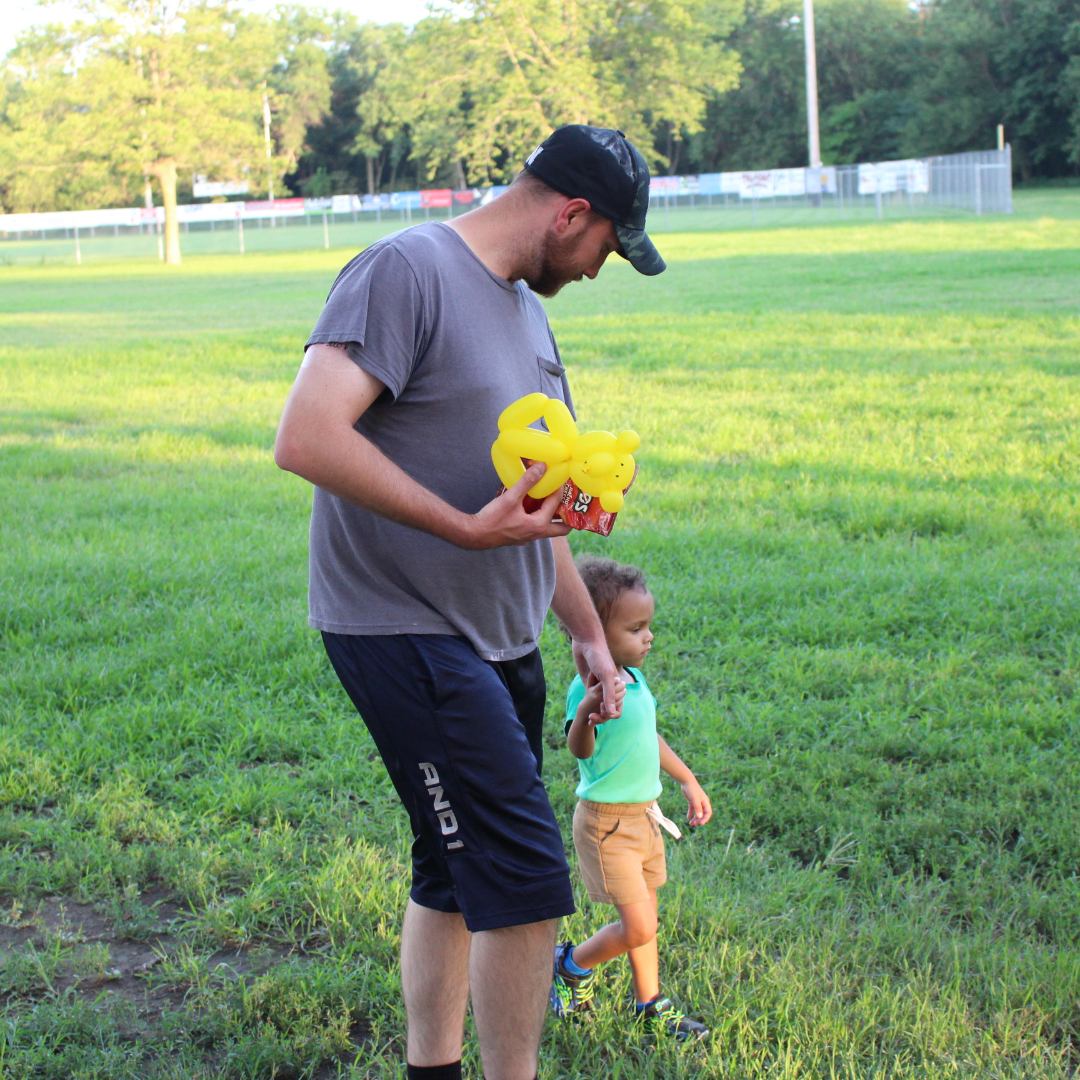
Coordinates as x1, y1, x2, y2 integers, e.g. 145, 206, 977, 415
649, 147, 1013, 219
0, 147, 1013, 267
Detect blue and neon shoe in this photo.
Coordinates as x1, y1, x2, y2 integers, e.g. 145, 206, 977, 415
634, 995, 709, 1040
549, 941, 596, 1018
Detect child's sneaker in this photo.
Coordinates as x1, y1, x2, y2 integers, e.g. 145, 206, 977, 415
549, 941, 596, 1017
634, 995, 709, 1041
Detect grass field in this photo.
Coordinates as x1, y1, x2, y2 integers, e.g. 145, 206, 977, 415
0, 191, 1078, 1078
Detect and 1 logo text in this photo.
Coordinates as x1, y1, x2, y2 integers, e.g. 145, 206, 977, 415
419, 762, 464, 851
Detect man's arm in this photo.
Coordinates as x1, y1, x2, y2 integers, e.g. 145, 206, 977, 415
550, 536, 623, 720
274, 344, 572, 551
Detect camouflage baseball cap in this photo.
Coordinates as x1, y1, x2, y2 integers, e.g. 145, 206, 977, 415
524, 125, 666, 276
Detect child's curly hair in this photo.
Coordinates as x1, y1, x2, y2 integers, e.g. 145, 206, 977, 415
562, 556, 648, 636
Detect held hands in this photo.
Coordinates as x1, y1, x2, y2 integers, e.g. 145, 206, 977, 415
568, 671, 623, 759
681, 777, 712, 827
579, 669, 626, 727
461, 463, 571, 549
573, 639, 625, 723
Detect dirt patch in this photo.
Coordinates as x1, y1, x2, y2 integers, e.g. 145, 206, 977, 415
1, 891, 297, 1015
1, 889, 378, 1072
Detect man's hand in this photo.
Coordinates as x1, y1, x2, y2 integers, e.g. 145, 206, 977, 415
277, 349, 572, 552
459, 464, 571, 550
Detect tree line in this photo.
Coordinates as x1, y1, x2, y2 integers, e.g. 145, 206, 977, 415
1, 0, 1076, 261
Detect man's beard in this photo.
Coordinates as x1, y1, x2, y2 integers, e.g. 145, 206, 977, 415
523, 230, 581, 298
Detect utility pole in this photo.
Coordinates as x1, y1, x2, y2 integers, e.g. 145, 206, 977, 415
263, 84, 276, 226
803, 0, 822, 168
262, 85, 274, 200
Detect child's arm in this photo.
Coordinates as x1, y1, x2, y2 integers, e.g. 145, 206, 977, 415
566, 680, 604, 759
658, 734, 712, 827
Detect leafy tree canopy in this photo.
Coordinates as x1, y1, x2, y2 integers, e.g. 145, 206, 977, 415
1, 0, 1076, 251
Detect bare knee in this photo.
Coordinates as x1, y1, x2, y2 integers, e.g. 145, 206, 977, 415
620, 913, 658, 950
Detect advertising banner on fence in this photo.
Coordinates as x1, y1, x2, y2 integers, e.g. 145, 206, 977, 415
650, 175, 700, 197
243, 198, 306, 220
805, 167, 837, 195
176, 202, 242, 224
390, 191, 422, 210
858, 159, 930, 195
0, 207, 150, 233
698, 173, 719, 196
193, 176, 250, 198
738, 167, 808, 199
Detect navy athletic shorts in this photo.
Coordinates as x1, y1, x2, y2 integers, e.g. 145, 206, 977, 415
321, 632, 575, 932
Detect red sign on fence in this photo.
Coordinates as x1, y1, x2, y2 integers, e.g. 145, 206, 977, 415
243, 198, 305, 215
420, 189, 453, 209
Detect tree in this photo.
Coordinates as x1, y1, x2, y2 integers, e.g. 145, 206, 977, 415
689, 0, 919, 173
371, 0, 742, 186
287, 17, 413, 196
814, 0, 919, 164
594, 0, 744, 173
343, 20, 412, 195
1063, 19, 1080, 170
688, 0, 805, 170
0, 0, 271, 264
903, 0, 1080, 180
0, 25, 146, 213
251, 4, 333, 197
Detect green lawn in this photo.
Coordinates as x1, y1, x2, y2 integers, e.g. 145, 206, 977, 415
0, 190, 1078, 1078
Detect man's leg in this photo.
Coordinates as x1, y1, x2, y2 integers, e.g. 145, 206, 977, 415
323, 634, 572, 1074
401, 900, 472, 1068
469, 917, 558, 1080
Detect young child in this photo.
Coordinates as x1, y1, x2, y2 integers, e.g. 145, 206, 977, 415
551, 556, 712, 1040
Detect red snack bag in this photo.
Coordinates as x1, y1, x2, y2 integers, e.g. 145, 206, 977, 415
519, 462, 636, 536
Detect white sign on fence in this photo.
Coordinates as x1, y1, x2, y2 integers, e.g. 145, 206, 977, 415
193, 176, 250, 198
177, 202, 242, 223
858, 160, 930, 195
738, 167, 808, 199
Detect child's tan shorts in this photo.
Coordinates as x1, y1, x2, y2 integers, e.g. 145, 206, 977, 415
572, 800, 667, 906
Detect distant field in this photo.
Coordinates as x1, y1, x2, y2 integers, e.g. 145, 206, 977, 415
0, 195, 1077, 1078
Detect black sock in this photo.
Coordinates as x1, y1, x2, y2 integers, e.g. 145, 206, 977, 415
406, 1063, 463, 1080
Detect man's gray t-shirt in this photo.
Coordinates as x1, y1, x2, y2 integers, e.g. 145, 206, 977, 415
304, 221, 573, 662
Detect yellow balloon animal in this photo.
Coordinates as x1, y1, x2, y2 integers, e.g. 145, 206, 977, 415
491, 392, 640, 513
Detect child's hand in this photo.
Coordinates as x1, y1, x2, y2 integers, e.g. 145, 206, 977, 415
681, 778, 712, 827
584, 671, 624, 726
574, 639, 625, 722
582, 680, 603, 721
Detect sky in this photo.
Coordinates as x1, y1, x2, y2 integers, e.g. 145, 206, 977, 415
1, 0, 436, 57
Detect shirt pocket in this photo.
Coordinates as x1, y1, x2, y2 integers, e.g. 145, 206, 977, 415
536, 354, 568, 402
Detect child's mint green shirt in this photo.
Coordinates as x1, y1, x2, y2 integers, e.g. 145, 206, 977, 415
564, 668, 663, 803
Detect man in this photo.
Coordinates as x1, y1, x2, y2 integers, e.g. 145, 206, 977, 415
274, 125, 665, 1080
